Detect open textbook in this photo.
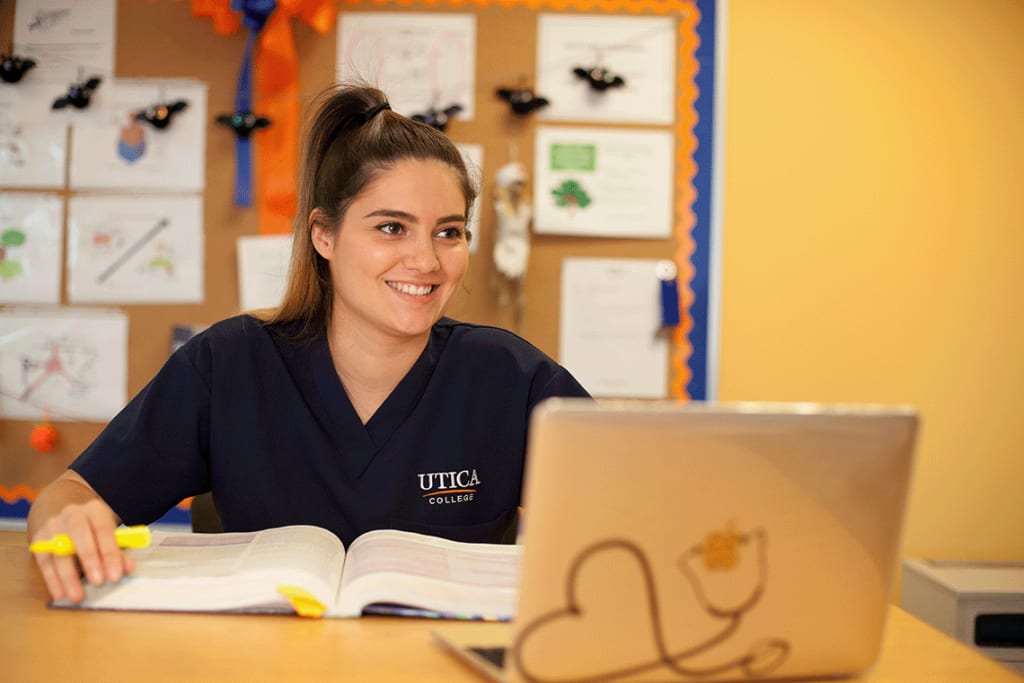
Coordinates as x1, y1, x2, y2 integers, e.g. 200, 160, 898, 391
54, 525, 521, 619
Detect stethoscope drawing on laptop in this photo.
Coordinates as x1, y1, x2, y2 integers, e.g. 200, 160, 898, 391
511, 525, 790, 682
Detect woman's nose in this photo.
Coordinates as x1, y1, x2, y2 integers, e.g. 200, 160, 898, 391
404, 233, 440, 272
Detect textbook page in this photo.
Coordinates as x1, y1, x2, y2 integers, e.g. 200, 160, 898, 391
63, 525, 345, 613
330, 529, 522, 619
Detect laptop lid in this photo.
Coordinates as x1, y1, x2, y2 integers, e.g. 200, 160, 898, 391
475, 398, 918, 682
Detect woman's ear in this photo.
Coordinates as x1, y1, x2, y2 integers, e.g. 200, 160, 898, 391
309, 209, 333, 260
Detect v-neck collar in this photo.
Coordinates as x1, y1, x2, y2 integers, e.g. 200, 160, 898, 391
275, 322, 448, 478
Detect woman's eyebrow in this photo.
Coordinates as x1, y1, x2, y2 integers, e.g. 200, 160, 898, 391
363, 209, 467, 225
363, 208, 417, 221
435, 213, 468, 225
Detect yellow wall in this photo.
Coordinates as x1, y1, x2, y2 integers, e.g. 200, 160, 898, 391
719, 0, 1024, 561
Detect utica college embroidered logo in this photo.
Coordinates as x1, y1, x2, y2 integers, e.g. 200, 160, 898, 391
418, 469, 479, 505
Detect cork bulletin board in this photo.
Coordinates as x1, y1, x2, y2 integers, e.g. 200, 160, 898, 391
0, 0, 718, 520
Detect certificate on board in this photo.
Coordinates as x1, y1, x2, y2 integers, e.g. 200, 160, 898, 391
559, 257, 669, 399
534, 126, 674, 239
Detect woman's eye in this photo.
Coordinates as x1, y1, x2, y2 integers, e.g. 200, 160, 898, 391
377, 222, 404, 235
437, 226, 465, 240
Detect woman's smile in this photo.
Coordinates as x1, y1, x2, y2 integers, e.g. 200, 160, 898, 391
386, 281, 438, 296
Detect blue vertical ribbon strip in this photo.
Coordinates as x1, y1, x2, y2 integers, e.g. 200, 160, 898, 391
234, 30, 256, 206
232, 0, 276, 207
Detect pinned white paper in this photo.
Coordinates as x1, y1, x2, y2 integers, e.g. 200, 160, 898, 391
559, 257, 669, 399
68, 79, 208, 193
536, 14, 676, 125
534, 126, 674, 239
0, 307, 128, 422
237, 234, 292, 312
337, 12, 476, 120
0, 85, 68, 188
13, 0, 117, 84
0, 192, 63, 304
66, 194, 204, 304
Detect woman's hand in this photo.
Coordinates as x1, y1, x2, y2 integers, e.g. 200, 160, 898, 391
27, 470, 136, 604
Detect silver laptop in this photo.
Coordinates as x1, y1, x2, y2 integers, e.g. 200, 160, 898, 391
435, 398, 919, 682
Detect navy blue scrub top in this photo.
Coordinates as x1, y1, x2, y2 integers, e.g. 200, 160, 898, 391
71, 315, 590, 546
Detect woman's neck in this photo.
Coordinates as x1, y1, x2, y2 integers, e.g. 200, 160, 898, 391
326, 322, 429, 425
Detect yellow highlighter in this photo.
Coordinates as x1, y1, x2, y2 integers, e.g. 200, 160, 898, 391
29, 525, 151, 556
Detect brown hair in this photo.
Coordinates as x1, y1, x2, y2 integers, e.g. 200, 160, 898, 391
258, 83, 478, 337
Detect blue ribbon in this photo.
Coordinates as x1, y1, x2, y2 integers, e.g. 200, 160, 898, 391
231, 0, 276, 207
660, 277, 681, 327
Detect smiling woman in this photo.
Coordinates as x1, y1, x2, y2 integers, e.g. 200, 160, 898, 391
311, 158, 471, 387
25, 83, 591, 607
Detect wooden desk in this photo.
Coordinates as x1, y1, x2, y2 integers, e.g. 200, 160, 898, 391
2, 531, 1020, 682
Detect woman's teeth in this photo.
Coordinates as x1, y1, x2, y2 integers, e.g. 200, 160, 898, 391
388, 282, 434, 296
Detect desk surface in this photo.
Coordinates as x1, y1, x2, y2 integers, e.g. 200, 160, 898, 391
1, 530, 1020, 682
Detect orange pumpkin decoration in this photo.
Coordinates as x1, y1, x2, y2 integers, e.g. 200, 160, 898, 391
30, 423, 58, 453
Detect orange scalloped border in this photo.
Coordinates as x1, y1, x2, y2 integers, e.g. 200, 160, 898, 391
345, 0, 689, 12
0, 483, 37, 505
343, 0, 701, 399
671, 4, 699, 400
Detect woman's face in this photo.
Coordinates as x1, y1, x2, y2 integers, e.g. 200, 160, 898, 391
312, 158, 470, 343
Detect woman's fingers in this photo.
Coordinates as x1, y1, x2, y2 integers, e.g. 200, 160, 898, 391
32, 500, 135, 603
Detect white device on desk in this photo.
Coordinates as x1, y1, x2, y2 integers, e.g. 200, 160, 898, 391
901, 559, 1024, 674
435, 399, 919, 682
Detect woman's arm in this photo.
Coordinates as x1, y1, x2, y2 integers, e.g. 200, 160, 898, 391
27, 470, 135, 604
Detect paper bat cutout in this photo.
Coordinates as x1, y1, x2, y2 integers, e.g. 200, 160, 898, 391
495, 87, 550, 116
573, 66, 626, 92
411, 104, 462, 132
52, 76, 102, 109
215, 111, 272, 138
0, 53, 36, 83
134, 100, 189, 129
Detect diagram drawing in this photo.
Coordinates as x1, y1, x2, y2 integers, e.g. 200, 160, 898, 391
0, 192, 64, 303
66, 194, 203, 304
0, 311, 128, 422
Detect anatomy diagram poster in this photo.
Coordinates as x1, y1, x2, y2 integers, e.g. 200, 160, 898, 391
66, 194, 204, 304
0, 307, 128, 422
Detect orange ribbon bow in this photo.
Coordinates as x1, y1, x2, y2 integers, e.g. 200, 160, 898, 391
193, 0, 337, 235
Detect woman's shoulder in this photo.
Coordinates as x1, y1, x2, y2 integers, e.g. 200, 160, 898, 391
187, 314, 261, 343
436, 318, 545, 356
434, 318, 591, 399
179, 314, 297, 356
434, 318, 565, 373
